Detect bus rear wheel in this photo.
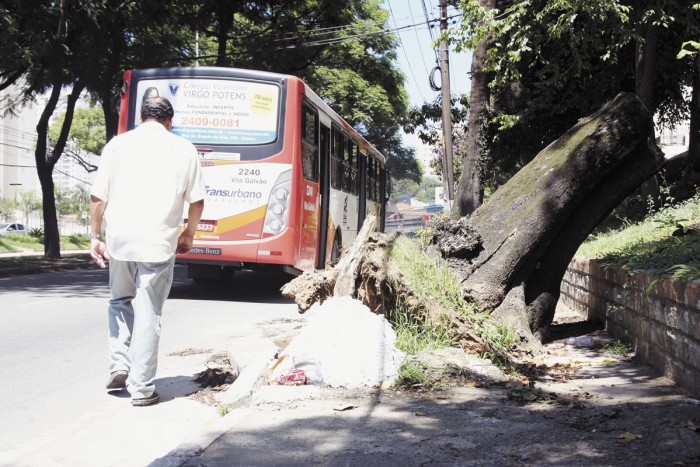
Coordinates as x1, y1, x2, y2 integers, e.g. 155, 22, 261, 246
329, 232, 341, 267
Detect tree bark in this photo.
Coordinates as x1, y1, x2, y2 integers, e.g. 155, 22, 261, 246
442, 93, 664, 340
689, 55, 700, 173
457, 0, 495, 217
634, 15, 661, 204
35, 80, 85, 258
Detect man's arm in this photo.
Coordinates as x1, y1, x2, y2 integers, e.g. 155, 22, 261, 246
89, 195, 110, 268
177, 200, 204, 254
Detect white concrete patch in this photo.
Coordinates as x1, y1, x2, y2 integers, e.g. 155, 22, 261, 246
282, 296, 405, 388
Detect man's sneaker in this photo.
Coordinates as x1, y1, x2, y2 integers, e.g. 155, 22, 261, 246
132, 391, 160, 407
105, 370, 128, 391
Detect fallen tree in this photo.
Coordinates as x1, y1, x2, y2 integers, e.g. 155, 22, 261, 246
283, 93, 664, 350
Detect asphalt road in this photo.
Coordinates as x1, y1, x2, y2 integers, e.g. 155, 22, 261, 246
0, 265, 301, 466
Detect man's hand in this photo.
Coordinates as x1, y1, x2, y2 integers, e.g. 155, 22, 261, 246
176, 231, 195, 254
90, 237, 110, 268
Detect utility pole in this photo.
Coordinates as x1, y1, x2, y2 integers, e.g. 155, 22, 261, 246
439, 0, 454, 210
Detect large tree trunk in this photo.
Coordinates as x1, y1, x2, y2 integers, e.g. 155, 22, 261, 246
442, 93, 663, 341
634, 15, 661, 204
689, 55, 700, 173
281, 94, 664, 354
35, 80, 85, 258
457, 0, 495, 217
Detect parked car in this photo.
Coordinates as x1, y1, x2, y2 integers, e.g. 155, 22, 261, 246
0, 223, 27, 236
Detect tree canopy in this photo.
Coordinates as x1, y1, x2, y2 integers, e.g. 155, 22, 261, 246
451, 0, 700, 211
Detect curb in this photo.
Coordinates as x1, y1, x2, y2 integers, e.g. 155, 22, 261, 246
0, 250, 96, 278
220, 336, 279, 407
0, 261, 98, 278
151, 336, 279, 467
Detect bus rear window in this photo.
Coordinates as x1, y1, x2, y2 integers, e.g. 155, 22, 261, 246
134, 78, 280, 145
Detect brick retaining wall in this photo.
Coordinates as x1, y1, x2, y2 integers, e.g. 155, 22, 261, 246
560, 257, 700, 395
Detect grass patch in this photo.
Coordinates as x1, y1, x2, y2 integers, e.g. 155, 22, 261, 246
0, 234, 43, 252
388, 235, 518, 360
392, 300, 456, 354
0, 233, 90, 253
578, 194, 700, 276
396, 361, 433, 388
602, 339, 634, 356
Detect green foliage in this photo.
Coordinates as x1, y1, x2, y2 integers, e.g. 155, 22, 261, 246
67, 233, 89, 247
388, 236, 518, 360
55, 187, 90, 223
390, 177, 442, 204
396, 361, 433, 388
579, 193, 700, 274
0, 197, 19, 222
28, 227, 44, 239
392, 299, 456, 355
49, 105, 106, 157
0, 234, 43, 251
602, 339, 634, 356
678, 40, 700, 59
451, 0, 699, 193
16, 190, 41, 226
646, 264, 700, 296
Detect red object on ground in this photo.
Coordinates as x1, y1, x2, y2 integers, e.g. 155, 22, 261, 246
278, 368, 307, 386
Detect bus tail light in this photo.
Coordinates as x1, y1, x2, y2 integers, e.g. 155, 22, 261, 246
262, 169, 292, 237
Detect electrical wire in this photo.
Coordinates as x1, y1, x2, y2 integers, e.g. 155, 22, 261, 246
387, 0, 427, 103
407, 0, 432, 86
421, 0, 440, 65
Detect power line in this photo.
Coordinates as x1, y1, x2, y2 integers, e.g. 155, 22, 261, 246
421, 0, 440, 65
0, 162, 35, 168
270, 13, 461, 49
387, 0, 427, 103
407, 0, 432, 80
275, 18, 388, 40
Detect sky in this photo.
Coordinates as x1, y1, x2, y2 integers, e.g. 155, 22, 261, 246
382, 0, 472, 148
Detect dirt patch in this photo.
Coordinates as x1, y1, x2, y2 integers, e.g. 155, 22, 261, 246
188, 352, 239, 406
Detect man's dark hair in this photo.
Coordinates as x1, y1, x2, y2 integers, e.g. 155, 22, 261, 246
141, 96, 174, 122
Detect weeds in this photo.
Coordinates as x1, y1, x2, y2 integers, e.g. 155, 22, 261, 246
602, 340, 634, 356
396, 361, 433, 388
578, 193, 700, 273
388, 235, 518, 361
646, 263, 700, 296
392, 300, 456, 354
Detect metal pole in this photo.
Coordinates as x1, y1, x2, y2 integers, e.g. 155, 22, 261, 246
439, 0, 454, 210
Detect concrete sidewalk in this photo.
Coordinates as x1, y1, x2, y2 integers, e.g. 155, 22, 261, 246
159, 331, 700, 467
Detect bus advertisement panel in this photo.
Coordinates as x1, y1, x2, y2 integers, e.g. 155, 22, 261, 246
133, 78, 279, 146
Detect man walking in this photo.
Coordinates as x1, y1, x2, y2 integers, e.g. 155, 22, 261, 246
89, 97, 205, 407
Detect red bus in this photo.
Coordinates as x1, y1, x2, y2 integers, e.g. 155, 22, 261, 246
118, 67, 387, 282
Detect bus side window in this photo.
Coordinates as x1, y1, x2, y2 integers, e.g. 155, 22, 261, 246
302, 105, 318, 182
331, 127, 342, 189
368, 156, 377, 202
344, 139, 354, 193
353, 150, 362, 196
